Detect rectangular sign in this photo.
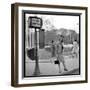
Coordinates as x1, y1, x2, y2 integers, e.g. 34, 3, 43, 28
28, 17, 42, 28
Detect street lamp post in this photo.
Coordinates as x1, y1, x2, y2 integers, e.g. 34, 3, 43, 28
33, 28, 40, 76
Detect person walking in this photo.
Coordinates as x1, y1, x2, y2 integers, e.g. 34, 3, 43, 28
51, 40, 56, 57
72, 40, 79, 58
56, 36, 68, 73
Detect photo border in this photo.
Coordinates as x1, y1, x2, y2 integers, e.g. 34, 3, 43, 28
22, 10, 81, 77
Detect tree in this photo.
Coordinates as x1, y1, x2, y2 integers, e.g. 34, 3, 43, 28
41, 16, 56, 31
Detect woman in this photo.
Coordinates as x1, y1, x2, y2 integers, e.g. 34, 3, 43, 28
56, 36, 68, 73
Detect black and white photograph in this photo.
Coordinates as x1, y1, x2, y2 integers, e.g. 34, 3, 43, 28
24, 11, 80, 77
11, 3, 87, 87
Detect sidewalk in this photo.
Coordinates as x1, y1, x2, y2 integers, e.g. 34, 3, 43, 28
25, 55, 79, 76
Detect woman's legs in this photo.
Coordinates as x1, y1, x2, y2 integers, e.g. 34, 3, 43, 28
58, 55, 68, 73
57, 55, 62, 73
61, 56, 68, 71
58, 60, 68, 73
62, 60, 68, 71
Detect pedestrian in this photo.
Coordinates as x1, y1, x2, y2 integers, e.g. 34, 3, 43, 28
51, 40, 56, 57
72, 40, 79, 58
56, 35, 68, 73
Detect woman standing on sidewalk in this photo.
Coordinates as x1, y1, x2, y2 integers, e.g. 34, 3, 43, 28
56, 35, 68, 73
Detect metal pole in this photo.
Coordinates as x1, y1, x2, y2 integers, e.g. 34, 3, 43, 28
33, 28, 40, 76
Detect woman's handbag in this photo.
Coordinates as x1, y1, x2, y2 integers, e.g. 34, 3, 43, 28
54, 60, 59, 64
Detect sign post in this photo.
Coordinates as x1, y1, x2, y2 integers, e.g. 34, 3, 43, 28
28, 16, 42, 76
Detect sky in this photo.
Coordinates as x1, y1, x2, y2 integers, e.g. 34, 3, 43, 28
26, 14, 79, 33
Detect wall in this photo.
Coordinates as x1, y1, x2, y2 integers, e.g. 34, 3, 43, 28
0, 0, 89, 90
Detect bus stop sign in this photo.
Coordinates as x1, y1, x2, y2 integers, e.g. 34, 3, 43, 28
28, 16, 43, 29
